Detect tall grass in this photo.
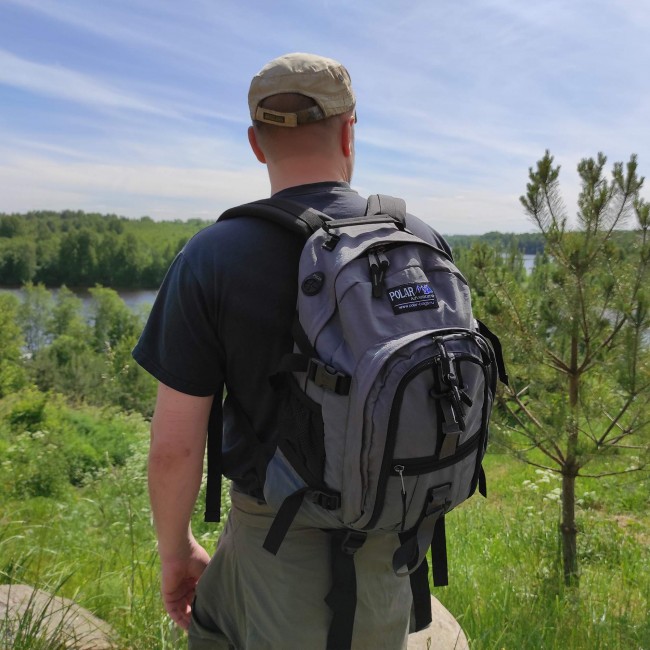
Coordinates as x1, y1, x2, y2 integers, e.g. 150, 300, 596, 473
1, 422, 647, 648
437, 454, 650, 649
0, 410, 224, 649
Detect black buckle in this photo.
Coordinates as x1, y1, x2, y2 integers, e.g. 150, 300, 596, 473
322, 233, 340, 251
340, 530, 367, 555
307, 359, 351, 395
426, 484, 451, 516
312, 490, 341, 510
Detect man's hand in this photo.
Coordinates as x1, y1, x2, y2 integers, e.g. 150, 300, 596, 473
160, 538, 211, 630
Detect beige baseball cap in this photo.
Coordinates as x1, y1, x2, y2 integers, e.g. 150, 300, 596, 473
248, 52, 355, 127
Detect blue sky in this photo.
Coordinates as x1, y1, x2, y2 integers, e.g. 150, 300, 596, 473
0, 0, 648, 234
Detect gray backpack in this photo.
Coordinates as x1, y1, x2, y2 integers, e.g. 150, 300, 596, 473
218, 195, 507, 649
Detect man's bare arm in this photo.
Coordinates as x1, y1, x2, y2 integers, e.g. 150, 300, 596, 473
148, 382, 214, 629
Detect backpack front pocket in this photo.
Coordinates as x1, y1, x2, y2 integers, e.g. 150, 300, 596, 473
360, 331, 493, 531
387, 430, 484, 531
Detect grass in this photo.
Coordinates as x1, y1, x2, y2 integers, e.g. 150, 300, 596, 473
0, 419, 223, 649
0, 421, 648, 649
437, 453, 650, 649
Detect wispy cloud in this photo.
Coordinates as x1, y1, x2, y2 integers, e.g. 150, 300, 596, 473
0, 153, 269, 219
0, 50, 178, 117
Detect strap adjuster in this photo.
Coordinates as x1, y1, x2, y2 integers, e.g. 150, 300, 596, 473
312, 490, 341, 510
426, 484, 452, 516
307, 359, 351, 395
339, 530, 367, 555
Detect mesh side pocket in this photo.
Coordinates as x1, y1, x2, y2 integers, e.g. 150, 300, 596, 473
276, 380, 326, 486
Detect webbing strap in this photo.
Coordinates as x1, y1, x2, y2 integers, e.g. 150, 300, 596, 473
292, 314, 316, 358
478, 465, 487, 497
325, 530, 367, 650
365, 194, 407, 224
431, 516, 448, 587
392, 484, 451, 577
218, 197, 328, 238
439, 430, 461, 458
476, 319, 509, 386
392, 506, 442, 578
204, 407, 223, 522
438, 391, 462, 459
400, 533, 432, 632
262, 488, 309, 555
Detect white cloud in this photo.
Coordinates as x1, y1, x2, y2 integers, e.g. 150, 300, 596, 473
0, 153, 270, 219
0, 50, 178, 117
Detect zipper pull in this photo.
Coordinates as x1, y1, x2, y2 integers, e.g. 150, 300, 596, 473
395, 464, 407, 531
368, 250, 383, 298
376, 249, 390, 276
368, 249, 390, 298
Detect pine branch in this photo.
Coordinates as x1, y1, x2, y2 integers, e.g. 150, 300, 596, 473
578, 465, 647, 479
597, 384, 650, 447
544, 349, 572, 374
501, 391, 566, 465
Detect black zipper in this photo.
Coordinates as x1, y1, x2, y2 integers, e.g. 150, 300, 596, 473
390, 429, 482, 476
389, 431, 481, 533
364, 357, 435, 529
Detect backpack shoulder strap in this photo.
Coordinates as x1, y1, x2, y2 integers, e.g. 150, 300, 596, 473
218, 197, 330, 238
365, 194, 407, 225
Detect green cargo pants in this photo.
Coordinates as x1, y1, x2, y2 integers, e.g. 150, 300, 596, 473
188, 489, 412, 650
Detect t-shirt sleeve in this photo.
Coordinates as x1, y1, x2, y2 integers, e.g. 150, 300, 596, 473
132, 252, 224, 397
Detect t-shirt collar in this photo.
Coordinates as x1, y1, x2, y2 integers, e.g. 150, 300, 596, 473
272, 181, 354, 199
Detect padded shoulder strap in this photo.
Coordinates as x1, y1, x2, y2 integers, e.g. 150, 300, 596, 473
365, 194, 407, 225
218, 197, 330, 238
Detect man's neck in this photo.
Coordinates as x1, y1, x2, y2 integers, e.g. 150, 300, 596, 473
266, 158, 352, 195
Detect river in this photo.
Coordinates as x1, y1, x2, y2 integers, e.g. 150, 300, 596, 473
0, 287, 158, 313
1, 255, 537, 312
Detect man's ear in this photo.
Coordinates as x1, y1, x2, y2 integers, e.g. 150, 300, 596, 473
248, 126, 267, 164
341, 115, 355, 158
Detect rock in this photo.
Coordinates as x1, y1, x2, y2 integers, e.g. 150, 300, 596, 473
408, 597, 469, 650
0, 584, 116, 650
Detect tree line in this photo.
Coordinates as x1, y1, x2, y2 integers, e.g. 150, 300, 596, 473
0, 210, 208, 288
1, 209, 642, 290
0, 209, 557, 289
445, 230, 546, 254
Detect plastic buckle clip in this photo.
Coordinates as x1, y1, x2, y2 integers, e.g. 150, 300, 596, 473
307, 359, 351, 395
312, 491, 341, 510
340, 530, 367, 555
426, 484, 452, 515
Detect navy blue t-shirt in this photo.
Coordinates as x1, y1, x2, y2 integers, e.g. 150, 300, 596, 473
133, 182, 451, 503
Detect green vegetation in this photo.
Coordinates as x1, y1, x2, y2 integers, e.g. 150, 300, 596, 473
438, 453, 649, 649
446, 231, 546, 255
0, 211, 208, 288
0, 394, 229, 649
461, 152, 649, 587
6, 283, 157, 416
1, 419, 646, 649
0, 209, 554, 290
0, 156, 648, 648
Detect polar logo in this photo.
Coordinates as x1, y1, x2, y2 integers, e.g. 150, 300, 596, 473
388, 286, 416, 301
387, 282, 438, 314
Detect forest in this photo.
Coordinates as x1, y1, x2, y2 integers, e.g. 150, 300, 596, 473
0, 152, 648, 649
0, 208, 555, 288
0, 211, 205, 288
